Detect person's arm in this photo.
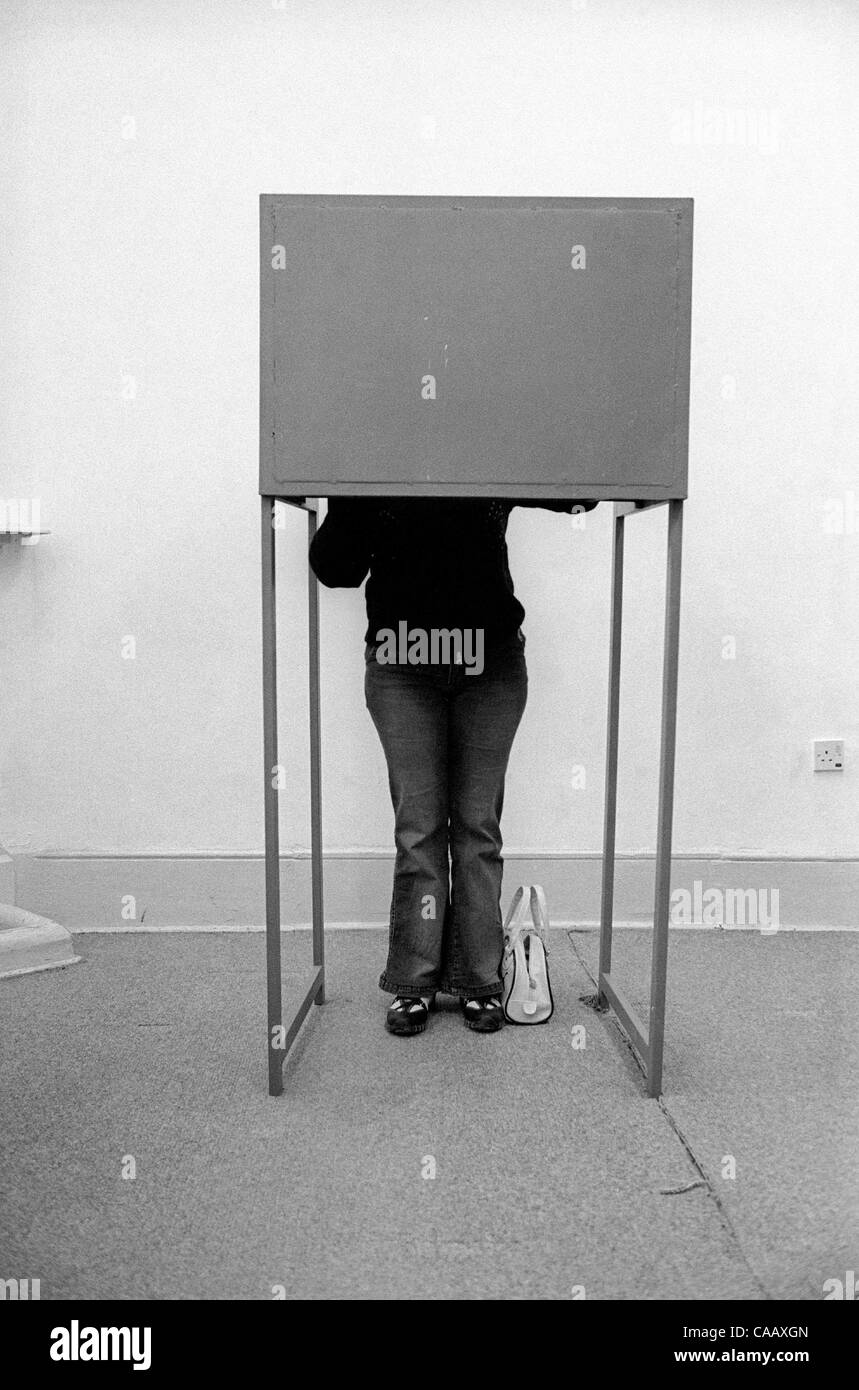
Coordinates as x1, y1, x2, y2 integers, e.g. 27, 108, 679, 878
308, 498, 377, 587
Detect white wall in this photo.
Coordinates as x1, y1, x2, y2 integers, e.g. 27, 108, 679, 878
1, 0, 857, 881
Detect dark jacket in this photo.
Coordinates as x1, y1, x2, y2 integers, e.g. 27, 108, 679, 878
309, 496, 599, 645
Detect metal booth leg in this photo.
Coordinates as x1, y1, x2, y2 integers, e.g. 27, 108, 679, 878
597, 499, 684, 1098
261, 497, 327, 1099
261, 496, 284, 1096
306, 507, 326, 1003
598, 506, 626, 992
647, 499, 683, 1095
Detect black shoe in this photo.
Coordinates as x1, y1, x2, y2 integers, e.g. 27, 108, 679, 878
461, 995, 505, 1032
386, 995, 433, 1036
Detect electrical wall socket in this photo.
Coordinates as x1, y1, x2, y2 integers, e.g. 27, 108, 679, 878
813, 739, 844, 771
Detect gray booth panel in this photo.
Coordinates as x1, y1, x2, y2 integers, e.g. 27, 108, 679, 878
260, 195, 692, 500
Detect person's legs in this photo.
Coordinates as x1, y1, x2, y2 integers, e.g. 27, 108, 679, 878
364, 645, 450, 997
441, 633, 528, 998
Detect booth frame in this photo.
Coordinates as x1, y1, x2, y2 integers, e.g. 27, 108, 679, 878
261, 493, 683, 1100
598, 497, 684, 1098
261, 496, 325, 1099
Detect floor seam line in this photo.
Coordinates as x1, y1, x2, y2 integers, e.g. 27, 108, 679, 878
563, 928, 774, 1301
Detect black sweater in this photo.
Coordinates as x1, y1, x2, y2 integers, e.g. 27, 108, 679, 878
308, 497, 600, 646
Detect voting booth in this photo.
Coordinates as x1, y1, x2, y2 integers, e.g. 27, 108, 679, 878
259, 194, 693, 1096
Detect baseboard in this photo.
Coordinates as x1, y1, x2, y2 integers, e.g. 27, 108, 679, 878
10, 852, 859, 932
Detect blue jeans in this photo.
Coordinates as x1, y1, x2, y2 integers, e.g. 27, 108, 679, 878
364, 631, 528, 998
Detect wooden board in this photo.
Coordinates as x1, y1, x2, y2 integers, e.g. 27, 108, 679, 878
260, 195, 692, 499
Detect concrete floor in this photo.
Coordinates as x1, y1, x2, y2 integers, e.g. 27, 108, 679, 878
0, 927, 856, 1300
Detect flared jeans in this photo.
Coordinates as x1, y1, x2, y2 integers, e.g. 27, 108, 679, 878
364, 631, 528, 999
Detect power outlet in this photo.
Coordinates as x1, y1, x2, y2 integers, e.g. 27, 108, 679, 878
813, 739, 844, 772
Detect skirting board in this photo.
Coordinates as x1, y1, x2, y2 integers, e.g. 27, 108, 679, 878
10, 852, 859, 932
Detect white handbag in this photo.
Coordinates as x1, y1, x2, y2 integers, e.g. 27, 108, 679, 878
501, 883, 555, 1025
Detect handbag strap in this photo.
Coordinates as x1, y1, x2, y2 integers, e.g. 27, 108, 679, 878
505, 884, 550, 956
502, 883, 530, 936
529, 885, 550, 950
503, 883, 551, 979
